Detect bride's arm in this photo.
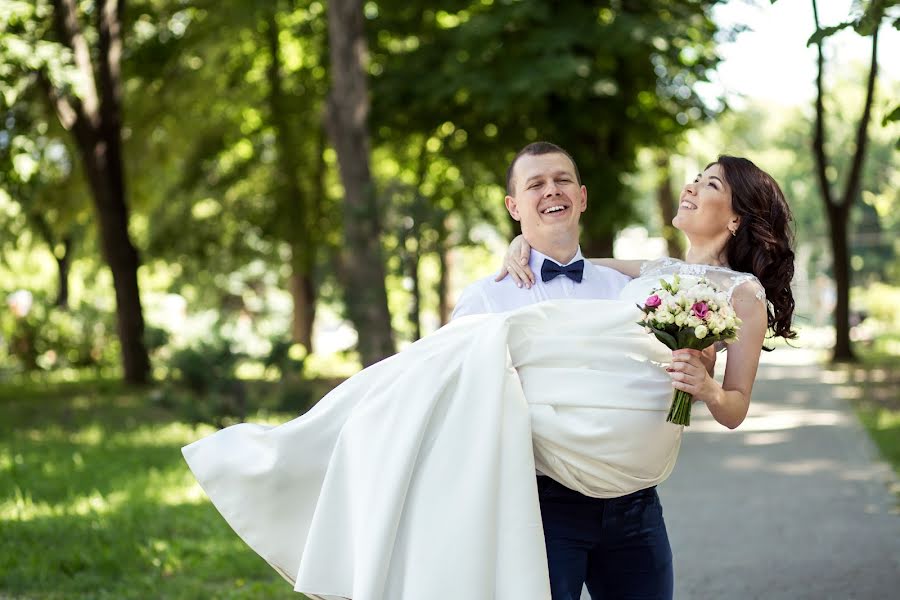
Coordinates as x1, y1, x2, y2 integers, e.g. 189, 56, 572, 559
588, 259, 644, 278
495, 235, 645, 286
668, 283, 767, 429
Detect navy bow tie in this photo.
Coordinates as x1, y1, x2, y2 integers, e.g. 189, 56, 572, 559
540, 258, 585, 283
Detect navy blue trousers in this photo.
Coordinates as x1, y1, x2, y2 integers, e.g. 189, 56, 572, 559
537, 476, 673, 600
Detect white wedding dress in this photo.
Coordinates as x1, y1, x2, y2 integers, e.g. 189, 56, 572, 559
182, 259, 763, 600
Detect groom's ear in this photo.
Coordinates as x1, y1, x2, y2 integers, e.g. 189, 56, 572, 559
578, 185, 587, 213
505, 195, 521, 221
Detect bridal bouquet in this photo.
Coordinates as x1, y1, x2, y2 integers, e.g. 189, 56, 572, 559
637, 274, 741, 426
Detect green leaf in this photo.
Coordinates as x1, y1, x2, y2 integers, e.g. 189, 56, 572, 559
650, 327, 678, 350
883, 105, 900, 126
807, 21, 855, 46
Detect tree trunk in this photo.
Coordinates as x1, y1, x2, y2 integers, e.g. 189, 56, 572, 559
826, 204, 854, 361
582, 234, 614, 260
436, 220, 450, 326
265, 7, 318, 352
405, 237, 422, 341
28, 212, 73, 310
55, 237, 73, 309
810, 0, 879, 363
325, 0, 395, 365
289, 267, 316, 352
46, 0, 150, 383
83, 156, 150, 382
655, 153, 684, 259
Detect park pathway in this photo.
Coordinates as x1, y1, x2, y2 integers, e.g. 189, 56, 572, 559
654, 349, 900, 599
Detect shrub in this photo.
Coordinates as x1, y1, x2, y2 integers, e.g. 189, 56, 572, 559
165, 339, 248, 428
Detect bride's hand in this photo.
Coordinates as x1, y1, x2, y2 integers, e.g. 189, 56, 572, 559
668, 349, 722, 405
699, 345, 717, 377
494, 235, 535, 288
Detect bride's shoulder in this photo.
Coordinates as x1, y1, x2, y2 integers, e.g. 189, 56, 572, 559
729, 275, 766, 304
710, 267, 766, 305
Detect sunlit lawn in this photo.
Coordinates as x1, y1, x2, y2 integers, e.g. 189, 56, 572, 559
3, 339, 898, 598
0, 380, 303, 599
841, 340, 900, 488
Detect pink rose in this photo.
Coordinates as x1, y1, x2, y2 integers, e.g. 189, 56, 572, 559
645, 294, 662, 309
691, 301, 709, 319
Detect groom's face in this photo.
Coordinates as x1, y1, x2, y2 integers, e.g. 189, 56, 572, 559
505, 152, 587, 246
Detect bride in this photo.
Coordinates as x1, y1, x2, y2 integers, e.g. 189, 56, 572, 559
182, 153, 796, 600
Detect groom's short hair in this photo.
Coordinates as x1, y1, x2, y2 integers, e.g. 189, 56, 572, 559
506, 141, 582, 195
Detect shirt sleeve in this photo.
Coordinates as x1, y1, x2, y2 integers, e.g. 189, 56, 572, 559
450, 282, 491, 320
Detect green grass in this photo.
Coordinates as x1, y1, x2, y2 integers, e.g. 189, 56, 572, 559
838, 348, 900, 485
0, 380, 303, 599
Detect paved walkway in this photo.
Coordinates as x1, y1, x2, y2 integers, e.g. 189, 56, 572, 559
655, 350, 900, 599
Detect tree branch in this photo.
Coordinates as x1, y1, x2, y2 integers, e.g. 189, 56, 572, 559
840, 22, 879, 208
35, 70, 80, 131
49, 0, 101, 126
97, 0, 124, 133
811, 0, 834, 208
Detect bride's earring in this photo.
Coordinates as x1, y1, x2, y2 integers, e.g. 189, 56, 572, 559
728, 219, 739, 237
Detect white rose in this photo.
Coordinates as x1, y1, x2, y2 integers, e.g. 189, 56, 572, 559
680, 276, 702, 289
695, 325, 709, 339
674, 312, 687, 326
687, 282, 713, 298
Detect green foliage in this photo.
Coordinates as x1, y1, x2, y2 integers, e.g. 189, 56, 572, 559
0, 295, 120, 374
129, 1, 339, 312
370, 0, 725, 252
164, 339, 248, 428
854, 283, 900, 328
0, 0, 756, 366
263, 337, 307, 379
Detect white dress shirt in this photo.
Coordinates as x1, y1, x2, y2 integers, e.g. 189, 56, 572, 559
451, 247, 632, 320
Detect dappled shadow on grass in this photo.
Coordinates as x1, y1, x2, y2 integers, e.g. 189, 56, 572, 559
1, 498, 294, 599
825, 359, 900, 481
1, 427, 197, 507
0, 382, 308, 599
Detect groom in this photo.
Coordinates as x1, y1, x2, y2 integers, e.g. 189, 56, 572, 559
451, 142, 674, 600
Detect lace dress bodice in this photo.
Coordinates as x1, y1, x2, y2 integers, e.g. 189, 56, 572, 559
620, 257, 767, 306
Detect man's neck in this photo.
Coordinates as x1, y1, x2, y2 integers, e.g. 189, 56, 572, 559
529, 239, 579, 265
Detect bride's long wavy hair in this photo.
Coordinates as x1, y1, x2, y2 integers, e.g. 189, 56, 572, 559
713, 155, 796, 340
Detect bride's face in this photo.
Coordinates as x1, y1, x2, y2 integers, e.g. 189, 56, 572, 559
672, 163, 739, 240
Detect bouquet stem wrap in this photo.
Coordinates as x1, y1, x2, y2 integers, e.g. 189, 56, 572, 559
667, 388, 694, 426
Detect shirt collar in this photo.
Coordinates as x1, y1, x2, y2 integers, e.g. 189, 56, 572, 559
530, 247, 588, 281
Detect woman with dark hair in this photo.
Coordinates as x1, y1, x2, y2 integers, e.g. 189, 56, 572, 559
499, 155, 796, 430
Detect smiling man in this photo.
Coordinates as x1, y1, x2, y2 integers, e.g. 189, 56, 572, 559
450, 142, 673, 600
451, 141, 631, 317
